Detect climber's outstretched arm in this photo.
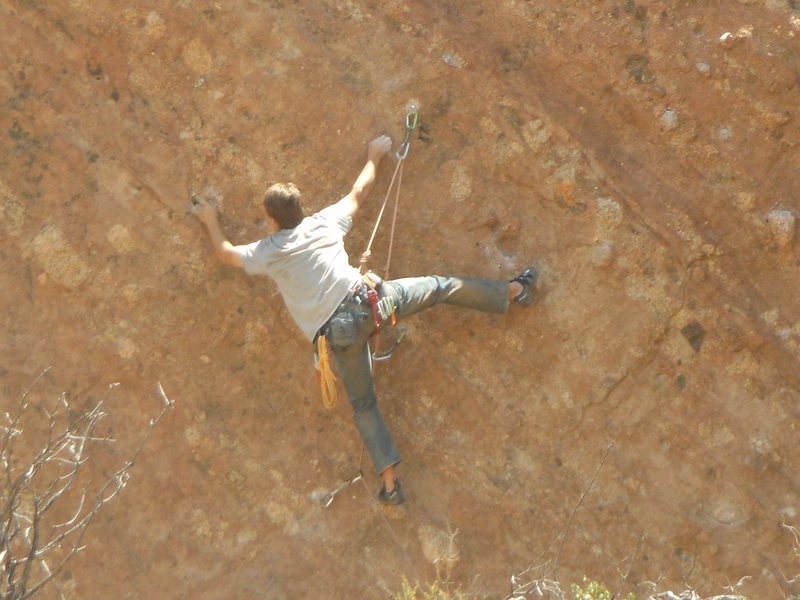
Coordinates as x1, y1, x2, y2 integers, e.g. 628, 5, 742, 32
192, 195, 246, 268
334, 134, 392, 218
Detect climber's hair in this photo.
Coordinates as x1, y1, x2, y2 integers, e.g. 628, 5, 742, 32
264, 183, 305, 230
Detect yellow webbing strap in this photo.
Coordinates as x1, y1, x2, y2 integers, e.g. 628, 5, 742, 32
316, 334, 338, 409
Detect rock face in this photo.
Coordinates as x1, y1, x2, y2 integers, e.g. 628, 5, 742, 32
1, 1, 799, 599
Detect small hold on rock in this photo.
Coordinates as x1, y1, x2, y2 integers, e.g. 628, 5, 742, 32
765, 209, 796, 249
660, 109, 679, 131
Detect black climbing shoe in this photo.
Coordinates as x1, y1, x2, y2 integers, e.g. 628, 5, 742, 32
511, 266, 538, 307
378, 479, 405, 505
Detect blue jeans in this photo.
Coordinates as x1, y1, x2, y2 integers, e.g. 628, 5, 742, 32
325, 275, 509, 474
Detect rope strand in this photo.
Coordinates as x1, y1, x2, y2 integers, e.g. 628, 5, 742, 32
361, 155, 405, 275
383, 159, 404, 280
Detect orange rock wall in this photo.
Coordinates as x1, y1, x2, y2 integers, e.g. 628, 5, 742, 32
2, 1, 799, 598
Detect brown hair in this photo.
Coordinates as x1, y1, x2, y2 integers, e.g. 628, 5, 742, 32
264, 183, 305, 230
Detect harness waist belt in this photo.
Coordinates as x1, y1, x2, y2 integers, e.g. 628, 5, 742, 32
314, 281, 370, 343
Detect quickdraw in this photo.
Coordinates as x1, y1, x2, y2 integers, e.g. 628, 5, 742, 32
361, 273, 396, 334
364, 277, 404, 362
395, 106, 418, 160
317, 471, 364, 508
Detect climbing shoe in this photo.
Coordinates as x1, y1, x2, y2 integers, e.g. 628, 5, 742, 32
377, 479, 405, 505
511, 266, 538, 307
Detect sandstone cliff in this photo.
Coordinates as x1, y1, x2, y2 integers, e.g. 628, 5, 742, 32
2, 1, 799, 599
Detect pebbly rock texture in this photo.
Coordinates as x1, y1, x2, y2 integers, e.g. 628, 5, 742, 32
1, 1, 799, 599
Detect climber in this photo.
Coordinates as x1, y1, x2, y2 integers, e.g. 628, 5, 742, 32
191, 133, 538, 505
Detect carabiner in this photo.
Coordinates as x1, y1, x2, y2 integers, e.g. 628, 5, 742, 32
395, 105, 419, 160
372, 326, 407, 362
405, 106, 419, 130
396, 141, 411, 160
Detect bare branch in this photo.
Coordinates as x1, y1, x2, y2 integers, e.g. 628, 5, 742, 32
1, 375, 174, 600
781, 517, 800, 556
552, 444, 614, 581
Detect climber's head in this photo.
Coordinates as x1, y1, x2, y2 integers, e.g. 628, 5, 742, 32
264, 183, 305, 230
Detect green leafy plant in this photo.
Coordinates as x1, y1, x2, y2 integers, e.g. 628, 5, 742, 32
394, 576, 465, 600
571, 577, 635, 600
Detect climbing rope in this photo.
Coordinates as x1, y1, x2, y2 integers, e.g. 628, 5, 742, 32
316, 334, 338, 409
319, 107, 419, 510
315, 107, 419, 411
316, 110, 425, 581
359, 105, 418, 278
359, 105, 418, 362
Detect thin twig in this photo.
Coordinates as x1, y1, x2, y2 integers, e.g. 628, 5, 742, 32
781, 517, 800, 555
620, 533, 645, 583
552, 443, 614, 580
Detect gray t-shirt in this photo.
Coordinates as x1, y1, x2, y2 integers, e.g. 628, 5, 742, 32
240, 203, 362, 341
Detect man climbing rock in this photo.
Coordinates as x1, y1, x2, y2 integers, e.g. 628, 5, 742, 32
192, 134, 537, 505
